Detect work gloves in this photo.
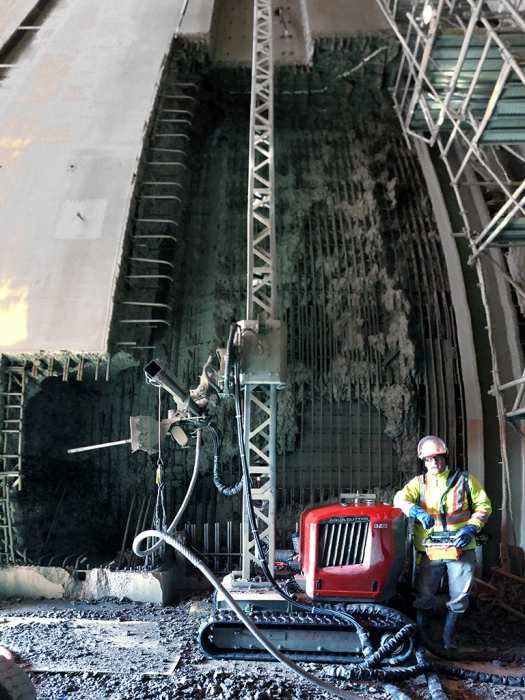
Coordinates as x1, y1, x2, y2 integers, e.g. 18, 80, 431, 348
453, 524, 477, 548
409, 505, 435, 530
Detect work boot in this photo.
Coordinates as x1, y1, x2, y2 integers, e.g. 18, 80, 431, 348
443, 611, 463, 649
416, 608, 432, 646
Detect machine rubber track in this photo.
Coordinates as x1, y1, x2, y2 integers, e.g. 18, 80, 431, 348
199, 603, 414, 663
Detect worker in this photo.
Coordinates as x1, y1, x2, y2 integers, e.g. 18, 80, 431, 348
394, 435, 491, 649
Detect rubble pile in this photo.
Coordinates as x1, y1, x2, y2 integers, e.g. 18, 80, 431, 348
1, 595, 525, 700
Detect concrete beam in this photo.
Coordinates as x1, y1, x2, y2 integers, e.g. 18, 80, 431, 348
414, 140, 485, 482
0, 563, 207, 605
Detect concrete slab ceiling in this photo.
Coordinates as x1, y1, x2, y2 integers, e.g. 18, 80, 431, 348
304, 0, 390, 35
210, 0, 390, 64
0, 0, 185, 354
211, 0, 312, 64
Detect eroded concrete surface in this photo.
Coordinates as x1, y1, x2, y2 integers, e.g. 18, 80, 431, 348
5, 32, 476, 573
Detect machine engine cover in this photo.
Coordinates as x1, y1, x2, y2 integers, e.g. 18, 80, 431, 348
298, 502, 405, 601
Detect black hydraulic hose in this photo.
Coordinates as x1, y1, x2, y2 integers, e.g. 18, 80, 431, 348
327, 655, 525, 687
433, 663, 525, 686
327, 661, 431, 682
415, 649, 447, 700
223, 322, 237, 398
209, 423, 243, 496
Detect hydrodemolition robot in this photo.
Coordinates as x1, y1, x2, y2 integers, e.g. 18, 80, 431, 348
79, 1, 525, 697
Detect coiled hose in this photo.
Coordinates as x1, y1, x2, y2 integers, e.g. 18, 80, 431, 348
326, 650, 525, 687
209, 423, 243, 496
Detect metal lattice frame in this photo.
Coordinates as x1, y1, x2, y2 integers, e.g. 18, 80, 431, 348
241, 0, 277, 579
241, 385, 277, 578
246, 0, 276, 322
0, 364, 25, 564
377, 0, 525, 263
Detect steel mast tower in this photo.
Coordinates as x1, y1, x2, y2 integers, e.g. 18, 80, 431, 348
239, 0, 285, 580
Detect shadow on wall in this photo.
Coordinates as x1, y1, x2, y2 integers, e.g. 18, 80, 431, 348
15, 370, 155, 566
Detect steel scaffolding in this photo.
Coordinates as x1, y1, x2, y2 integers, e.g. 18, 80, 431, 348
376, 0, 525, 569
377, 0, 525, 411
378, 0, 525, 259
0, 354, 112, 563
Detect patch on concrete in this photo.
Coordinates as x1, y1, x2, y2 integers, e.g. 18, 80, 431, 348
54, 199, 108, 240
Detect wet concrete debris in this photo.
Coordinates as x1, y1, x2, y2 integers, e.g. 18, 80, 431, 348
1, 595, 525, 700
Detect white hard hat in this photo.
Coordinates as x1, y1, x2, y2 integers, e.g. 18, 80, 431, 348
417, 435, 447, 459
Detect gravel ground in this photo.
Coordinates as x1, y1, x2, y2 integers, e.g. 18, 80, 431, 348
1, 594, 525, 700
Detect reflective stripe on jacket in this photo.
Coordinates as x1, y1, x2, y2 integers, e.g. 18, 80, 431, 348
393, 468, 492, 552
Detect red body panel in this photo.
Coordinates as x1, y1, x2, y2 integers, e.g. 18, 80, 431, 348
299, 502, 405, 601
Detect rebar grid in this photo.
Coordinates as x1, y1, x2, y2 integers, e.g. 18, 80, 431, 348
0, 353, 114, 563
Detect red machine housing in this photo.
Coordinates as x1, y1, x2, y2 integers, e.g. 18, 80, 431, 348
297, 501, 405, 602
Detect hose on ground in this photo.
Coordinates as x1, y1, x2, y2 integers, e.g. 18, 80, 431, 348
434, 663, 525, 686
326, 656, 525, 687
381, 683, 412, 700
326, 661, 430, 682
416, 648, 447, 700
133, 528, 368, 700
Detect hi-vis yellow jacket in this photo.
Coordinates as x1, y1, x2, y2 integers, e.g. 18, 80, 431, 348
393, 468, 492, 552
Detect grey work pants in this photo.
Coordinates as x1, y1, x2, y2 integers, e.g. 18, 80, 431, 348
413, 550, 475, 614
